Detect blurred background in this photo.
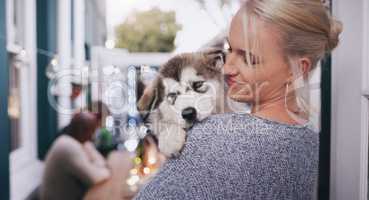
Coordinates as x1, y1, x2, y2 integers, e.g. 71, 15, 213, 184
0, 0, 368, 200
1, 0, 245, 199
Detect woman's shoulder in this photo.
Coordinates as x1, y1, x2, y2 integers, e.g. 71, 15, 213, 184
191, 112, 317, 136
135, 113, 319, 200
190, 112, 252, 133
185, 112, 319, 156
53, 135, 81, 148
47, 135, 84, 158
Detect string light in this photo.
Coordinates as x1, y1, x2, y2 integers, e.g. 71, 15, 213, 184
148, 157, 157, 165
51, 57, 58, 66
133, 157, 142, 165
124, 138, 139, 152
105, 39, 115, 49
143, 167, 151, 175
130, 168, 138, 175
126, 175, 140, 186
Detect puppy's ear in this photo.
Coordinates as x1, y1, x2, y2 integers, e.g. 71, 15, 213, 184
212, 51, 225, 70
137, 84, 155, 112
137, 78, 162, 112
136, 79, 146, 102
203, 49, 225, 71
199, 30, 227, 69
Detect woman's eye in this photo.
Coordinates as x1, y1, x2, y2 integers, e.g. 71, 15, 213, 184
192, 81, 208, 93
243, 54, 259, 66
167, 92, 178, 104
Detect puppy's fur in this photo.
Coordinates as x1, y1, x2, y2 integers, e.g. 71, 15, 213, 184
138, 51, 227, 157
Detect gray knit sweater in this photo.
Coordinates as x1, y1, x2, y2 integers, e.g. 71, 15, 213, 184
134, 113, 319, 200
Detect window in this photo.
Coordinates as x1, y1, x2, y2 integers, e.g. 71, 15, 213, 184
6, 0, 24, 49
6, 0, 36, 167
8, 52, 22, 152
6, 0, 41, 199
90, 47, 170, 111
6, 0, 24, 154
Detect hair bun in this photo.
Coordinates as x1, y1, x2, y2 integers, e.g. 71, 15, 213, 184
327, 19, 343, 52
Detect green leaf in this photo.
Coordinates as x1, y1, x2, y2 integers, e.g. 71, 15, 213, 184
115, 8, 182, 52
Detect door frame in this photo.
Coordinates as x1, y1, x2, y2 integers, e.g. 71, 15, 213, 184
331, 0, 369, 199
360, 0, 369, 198
0, 0, 10, 199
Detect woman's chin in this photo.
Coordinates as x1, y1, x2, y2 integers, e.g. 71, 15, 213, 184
227, 91, 253, 103
227, 86, 254, 103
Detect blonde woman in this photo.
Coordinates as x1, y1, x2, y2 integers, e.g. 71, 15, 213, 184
135, 0, 342, 199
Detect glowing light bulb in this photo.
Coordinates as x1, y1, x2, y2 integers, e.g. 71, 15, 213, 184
105, 39, 115, 49
148, 157, 157, 165
133, 157, 142, 165
124, 139, 138, 152
130, 168, 138, 175
143, 167, 151, 175
51, 58, 58, 66
126, 175, 140, 186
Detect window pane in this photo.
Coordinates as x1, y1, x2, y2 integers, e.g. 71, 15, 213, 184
8, 53, 22, 152
13, 0, 24, 46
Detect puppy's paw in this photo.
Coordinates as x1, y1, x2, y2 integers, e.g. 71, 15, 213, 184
158, 124, 186, 158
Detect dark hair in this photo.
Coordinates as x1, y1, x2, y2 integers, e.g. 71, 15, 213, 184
65, 112, 99, 143
86, 100, 110, 127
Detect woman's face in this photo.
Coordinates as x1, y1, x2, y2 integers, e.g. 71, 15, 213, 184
223, 10, 292, 107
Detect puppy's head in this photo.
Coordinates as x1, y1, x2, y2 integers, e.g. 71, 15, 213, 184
138, 52, 225, 131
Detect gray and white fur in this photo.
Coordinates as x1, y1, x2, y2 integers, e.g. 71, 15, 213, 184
138, 51, 229, 157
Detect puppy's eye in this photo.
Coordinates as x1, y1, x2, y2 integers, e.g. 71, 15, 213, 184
167, 92, 178, 104
192, 81, 208, 93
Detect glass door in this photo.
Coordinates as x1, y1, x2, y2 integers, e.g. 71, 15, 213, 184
365, 0, 369, 198
363, 0, 369, 199
8, 52, 23, 152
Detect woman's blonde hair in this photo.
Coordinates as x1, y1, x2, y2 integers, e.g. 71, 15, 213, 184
242, 0, 342, 67
240, 0, 343, 128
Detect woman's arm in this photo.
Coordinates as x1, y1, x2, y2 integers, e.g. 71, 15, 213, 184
83, 141, 107, 168
65, 141, 111, 186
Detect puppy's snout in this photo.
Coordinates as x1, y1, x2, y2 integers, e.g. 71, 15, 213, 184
181, 107, 197, 122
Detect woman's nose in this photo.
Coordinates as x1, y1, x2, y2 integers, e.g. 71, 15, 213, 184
223, 53, 238, 76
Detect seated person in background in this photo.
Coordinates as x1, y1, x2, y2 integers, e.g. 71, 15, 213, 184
57, 100, 109, 137
89, 100, 110, 127
40, 112, 111, 200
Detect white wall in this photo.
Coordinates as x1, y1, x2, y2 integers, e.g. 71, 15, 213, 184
331, 0, 369, 199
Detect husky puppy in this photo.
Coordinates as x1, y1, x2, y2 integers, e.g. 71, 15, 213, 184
138, 51, 227, 157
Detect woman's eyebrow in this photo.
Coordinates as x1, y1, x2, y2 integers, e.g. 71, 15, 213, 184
226, 37, 259, 58
236, 49, 258, 58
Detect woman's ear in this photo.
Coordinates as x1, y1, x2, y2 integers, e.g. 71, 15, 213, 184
298, 57, 312, 79
285, 57, 312, 84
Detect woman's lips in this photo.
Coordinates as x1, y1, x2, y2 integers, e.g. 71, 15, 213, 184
226, 76, 237, 87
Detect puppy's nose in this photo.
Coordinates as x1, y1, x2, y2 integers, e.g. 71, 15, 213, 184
181, 107, 197, 122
